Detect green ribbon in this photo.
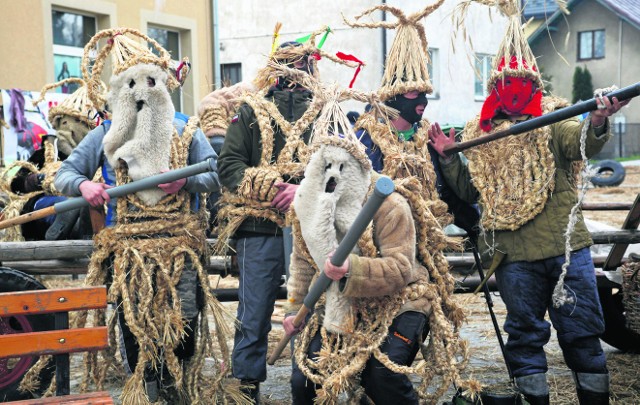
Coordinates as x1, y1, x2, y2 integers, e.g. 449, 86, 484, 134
295, 26, 331, 49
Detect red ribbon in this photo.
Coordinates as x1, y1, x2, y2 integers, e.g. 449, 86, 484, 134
336, 52, 365, 88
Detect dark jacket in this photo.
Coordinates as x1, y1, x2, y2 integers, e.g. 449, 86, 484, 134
218, 88, 313, 236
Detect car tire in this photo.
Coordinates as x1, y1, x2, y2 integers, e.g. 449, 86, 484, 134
0, 268, 55, 401
590, 160, 626, 187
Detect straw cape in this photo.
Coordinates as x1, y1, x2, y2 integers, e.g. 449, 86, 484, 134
344, 1, 451, 223
268, 68, 472, 402
18, 27, 242, 404
213, 24, 361, 253
452, 0, 571, 232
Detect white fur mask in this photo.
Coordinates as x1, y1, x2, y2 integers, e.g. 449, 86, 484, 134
103, 64, 175, 206
294, 144, 371, 333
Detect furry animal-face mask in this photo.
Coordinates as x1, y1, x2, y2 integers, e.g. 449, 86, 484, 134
294, 144, 371, 334
52, 114, 92, 156
103, 64, 175, 206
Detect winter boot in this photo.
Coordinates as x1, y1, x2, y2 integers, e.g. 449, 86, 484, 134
516, 374, 549, 405
240, 379, 260, 404
573, 372, 609, 405
45, 209, 80, 240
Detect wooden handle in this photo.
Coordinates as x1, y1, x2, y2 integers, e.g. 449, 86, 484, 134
0, 206, 57, 231
267, 305, 309, 365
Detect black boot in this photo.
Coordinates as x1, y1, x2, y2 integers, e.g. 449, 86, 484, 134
573, 372, 609, 405
522, 393, 550, 405
516, 373, 549, 405
576, 388, 609, 405
240, 379, 260, 404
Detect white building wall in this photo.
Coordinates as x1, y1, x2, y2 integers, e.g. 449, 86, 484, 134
218, 0, 508, 125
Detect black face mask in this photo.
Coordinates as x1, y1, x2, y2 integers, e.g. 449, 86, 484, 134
385, 93, 428, 124
275, 56, 314, 90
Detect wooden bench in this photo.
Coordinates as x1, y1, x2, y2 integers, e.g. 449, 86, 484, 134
0, 286, 112, 404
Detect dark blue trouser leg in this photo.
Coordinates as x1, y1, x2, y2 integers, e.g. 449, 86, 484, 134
495, 248, 607, 378
232, 235, 285, 382
291, 311, 427, 405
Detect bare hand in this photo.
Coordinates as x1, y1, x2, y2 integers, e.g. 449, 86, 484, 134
79, 181, 112, 207
158, 169, 187, 194
591, 96, 629, 127
324, 251, 349, 281
427, 122, 456, 160
271, 182, 298, 212
283, 315, 305, 336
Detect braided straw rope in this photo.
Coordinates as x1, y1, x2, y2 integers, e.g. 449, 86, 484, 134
343, 0, 444, 100
53, 118, 240, 404
291, 177, 472, 404
357, 114, 451, 227
82, 28, 178, 110
213, 89, 323, 253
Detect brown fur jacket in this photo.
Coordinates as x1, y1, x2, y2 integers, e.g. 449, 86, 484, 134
287, 192, 431, 319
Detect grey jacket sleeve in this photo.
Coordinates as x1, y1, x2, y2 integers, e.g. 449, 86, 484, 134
54, 126, 107, 196
184, 127, 221, 193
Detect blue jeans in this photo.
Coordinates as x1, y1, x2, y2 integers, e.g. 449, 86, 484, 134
291, 311, 427, 404
232, 235, 285, 381
495, 247, 606, 377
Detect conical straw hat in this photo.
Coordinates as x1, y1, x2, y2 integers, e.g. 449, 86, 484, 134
344, 0, 445, 100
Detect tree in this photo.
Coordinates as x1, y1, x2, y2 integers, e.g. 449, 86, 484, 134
572, 66, 593, 103
539, 66, 554, 95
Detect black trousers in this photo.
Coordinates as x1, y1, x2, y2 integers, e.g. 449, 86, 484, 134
291, 311, 428, 405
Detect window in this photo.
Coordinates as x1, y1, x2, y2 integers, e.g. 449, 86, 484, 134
52, 10, 96, 93
578, 30, 605, 61
148, 26, 182, 112
221, 63, 242, 86
427, 48, 439, 98
474, 53, 493, 99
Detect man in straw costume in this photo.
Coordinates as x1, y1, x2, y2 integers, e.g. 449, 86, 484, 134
343, 1, 480, 240
429, 1, 630, 403
214, 25, 361, 403
2, 78, 104, 242
271, 63, 472, 403
54, 28, 238, 404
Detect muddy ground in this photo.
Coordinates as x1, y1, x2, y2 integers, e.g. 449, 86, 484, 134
55, 166, 640, 404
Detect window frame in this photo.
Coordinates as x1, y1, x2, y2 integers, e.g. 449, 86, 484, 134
221, 63, 242, 86
427, 48, 439, 99
147, 25, 183, 112
577, 29, 605, 61
474, 53, 493, 101
51, 8, 97, 89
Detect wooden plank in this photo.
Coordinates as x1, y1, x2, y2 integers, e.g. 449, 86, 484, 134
0, 327, 108, 358
603, 193, 640, 270
0, 287, 106, 316
9, 391, 113, 404
581, 202, 633, 211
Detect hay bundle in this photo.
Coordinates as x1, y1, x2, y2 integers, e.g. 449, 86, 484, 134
622, 261, 640, 334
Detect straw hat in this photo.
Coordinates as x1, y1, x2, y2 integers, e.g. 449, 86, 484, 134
254, 23, 361, 91
344, 0, 445, 100
33, 78, 106, 128
81, 27, 188, 110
